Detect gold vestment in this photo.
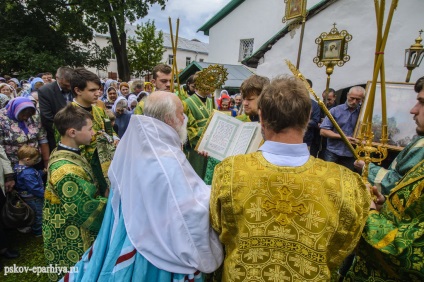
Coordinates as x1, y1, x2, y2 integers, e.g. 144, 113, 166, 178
210, 152, 370, 281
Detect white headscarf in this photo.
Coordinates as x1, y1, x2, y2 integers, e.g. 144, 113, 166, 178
127, 94, 137, 111
111, 96, 127, 114
108, 115, 223, 273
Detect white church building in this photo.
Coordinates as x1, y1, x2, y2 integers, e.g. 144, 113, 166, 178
198, 0, 423, 94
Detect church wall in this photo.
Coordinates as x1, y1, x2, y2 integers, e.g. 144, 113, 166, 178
256, 0, 423, 94
207, 0, 283, 64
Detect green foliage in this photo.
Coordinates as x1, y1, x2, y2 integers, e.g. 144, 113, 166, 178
72, 0, 168, 81
0, 0, 109, 78
128, 21, 166, 78
0, 0, 168, 80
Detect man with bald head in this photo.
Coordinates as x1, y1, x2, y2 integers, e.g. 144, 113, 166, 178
64, 91, 223, 281
320, 86, 365, 171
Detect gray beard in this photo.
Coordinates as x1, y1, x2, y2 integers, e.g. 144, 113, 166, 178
175, 116, 188, 144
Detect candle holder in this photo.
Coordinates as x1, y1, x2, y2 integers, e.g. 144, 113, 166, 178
354, 0, 399, 196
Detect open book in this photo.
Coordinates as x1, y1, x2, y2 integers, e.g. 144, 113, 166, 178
195, 110, 263, 161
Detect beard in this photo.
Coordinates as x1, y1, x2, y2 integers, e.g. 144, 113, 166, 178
174, 114, 188, 144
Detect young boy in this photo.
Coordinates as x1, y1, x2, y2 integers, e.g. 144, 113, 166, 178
70, 68, 116, 198
14, 145, 44, 236
43, 104, 107, 279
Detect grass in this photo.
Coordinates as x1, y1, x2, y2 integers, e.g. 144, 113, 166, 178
1, 229, 50, 281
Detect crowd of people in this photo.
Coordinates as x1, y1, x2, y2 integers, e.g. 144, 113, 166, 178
0, 65, 423, 282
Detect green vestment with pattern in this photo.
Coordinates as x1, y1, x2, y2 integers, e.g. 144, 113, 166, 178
183, 94, 213, 179
43, 149, 107, 281
57, 103, 115, 196
345, 159, 424, 281
368, 136, 424, 195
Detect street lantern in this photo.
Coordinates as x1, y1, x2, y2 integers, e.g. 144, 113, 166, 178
405, 30, 424, 83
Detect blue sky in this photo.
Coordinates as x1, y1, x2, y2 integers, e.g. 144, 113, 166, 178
137, 0, 232, 43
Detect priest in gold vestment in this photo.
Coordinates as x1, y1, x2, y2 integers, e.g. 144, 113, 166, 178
210, 76, 370, 281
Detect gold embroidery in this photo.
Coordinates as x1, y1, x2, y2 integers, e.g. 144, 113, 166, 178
211, 152, 369, 281
373, 228, 399, 249
262, 185, 308, 226
45, 189, 60, 204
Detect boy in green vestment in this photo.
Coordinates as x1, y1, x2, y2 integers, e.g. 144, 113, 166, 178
43, 104, 107, 281
69, 68, 116, 197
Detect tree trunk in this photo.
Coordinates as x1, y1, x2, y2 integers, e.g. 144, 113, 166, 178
108, 20, 131, 81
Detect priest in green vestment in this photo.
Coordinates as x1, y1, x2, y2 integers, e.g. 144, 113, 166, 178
345, 76, 424, 281
43, 105, 107, 281
183, 75, 213, 179
345, 159, 424, 281
354, 77, 424, 195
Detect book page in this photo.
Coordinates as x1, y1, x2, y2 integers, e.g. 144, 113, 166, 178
246, 125, 264, 153
230, 123, 259, 156
196, 111, 242, 161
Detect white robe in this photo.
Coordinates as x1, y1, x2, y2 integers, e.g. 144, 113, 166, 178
109, 115, 223, 274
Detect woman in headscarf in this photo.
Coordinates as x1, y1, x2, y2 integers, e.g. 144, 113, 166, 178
18, 82, 31, 97
8, 78, 21, 95
20, 77, 44, 98
102, 79, 118, 101
0, 83, 15, 99
144, 82, 154, 94
104, 87, 118, 110
112, 96, 132, 139
30, 77, 44, 94
127, 94, 138, 113
0, 97, 49, 169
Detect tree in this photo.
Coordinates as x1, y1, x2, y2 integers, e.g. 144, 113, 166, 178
74, 0, 167, 81
128, 21, 166, 78
0, 0, 109, 77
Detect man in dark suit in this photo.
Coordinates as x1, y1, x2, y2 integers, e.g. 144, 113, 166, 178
38, 67, 74, 152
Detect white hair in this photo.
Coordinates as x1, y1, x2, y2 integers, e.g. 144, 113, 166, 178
144, 95, 177, 124
116, 99, 128, 109
348, 86, 365, 96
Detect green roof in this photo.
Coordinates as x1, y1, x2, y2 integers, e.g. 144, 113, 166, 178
178, 61, 255, 88
197, 0, 245, 36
